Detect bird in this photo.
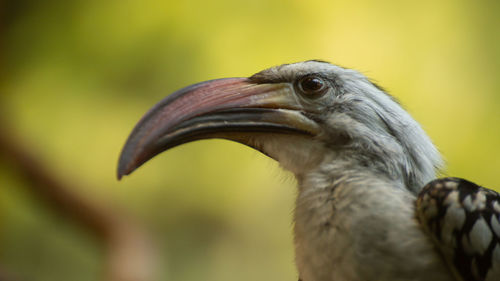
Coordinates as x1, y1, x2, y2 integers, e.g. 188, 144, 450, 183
117, 60, 500, 281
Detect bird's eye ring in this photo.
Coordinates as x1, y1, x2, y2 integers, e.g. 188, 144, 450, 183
297, 75, 328, 97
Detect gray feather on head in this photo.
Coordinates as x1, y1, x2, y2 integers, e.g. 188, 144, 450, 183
252, 61, 443, 192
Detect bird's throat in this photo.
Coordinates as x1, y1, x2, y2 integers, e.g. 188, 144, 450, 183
293, 163, 419, 281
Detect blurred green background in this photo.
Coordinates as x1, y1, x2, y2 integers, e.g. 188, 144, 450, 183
1, 0, 499, 280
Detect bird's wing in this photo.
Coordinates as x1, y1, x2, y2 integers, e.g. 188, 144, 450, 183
416, 177, 500, 281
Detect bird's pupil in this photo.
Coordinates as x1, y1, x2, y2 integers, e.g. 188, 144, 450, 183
302, 77, 323, 92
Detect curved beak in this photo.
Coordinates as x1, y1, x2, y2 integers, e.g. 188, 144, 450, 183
117, 78, 320, 179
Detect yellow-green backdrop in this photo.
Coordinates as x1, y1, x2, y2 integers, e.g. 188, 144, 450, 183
1, 0, 499, 280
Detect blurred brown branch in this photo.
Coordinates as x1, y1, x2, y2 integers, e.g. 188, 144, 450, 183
0, 4, 157, 279
0, 123, 157, 281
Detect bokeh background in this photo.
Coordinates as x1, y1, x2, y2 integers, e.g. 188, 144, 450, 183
1, 0, 499, 280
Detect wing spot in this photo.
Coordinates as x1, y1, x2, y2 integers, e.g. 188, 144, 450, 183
442, 206, 466, 244
494, 201, 500, 213
469, 216, 493, 255
473, 191, 487, 210
463, 195, 475, 211
444, 191, 459, 206
445, 181, 458, 189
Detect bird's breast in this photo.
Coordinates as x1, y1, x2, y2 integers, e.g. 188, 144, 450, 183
293, 176, 455, 281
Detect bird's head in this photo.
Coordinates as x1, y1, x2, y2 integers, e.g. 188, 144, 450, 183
118, 61, 442, 192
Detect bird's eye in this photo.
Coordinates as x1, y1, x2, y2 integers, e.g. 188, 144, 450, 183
297, 75, 327, 97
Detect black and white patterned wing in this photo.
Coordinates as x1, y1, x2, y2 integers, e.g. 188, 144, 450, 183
416, 177, 500, 281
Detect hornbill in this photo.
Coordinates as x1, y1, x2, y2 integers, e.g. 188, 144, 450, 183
117, 61, 500, 281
